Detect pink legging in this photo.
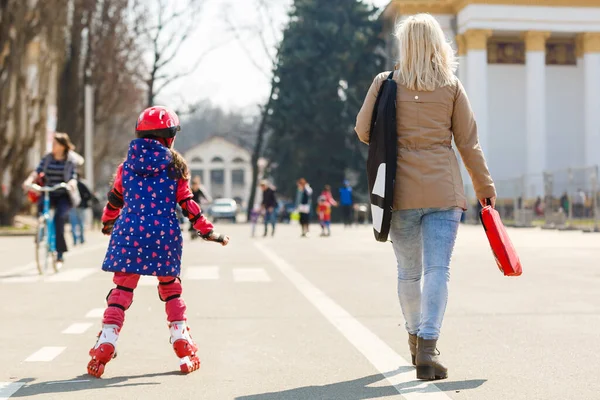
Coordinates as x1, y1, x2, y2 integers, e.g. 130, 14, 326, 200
103, 272, 187, 328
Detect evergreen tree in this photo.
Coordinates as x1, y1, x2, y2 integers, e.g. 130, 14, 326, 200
265, 0, 384, 200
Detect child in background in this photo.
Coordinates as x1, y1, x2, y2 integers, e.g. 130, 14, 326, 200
87, 106, 229, 378
250, 205, 261, 237
317, 195, 332, 237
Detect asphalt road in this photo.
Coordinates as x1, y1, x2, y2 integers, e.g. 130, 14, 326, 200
0, 221, 598, 400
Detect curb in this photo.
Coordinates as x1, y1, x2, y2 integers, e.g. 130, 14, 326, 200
0, 231, 35, 237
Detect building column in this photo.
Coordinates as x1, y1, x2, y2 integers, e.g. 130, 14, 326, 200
524, 31, 551, 197
204, 167, 212, 198
224, 166, 232, 199
581, 33, 600, 168
455, 34, 467, 90
464, 29, 492, 153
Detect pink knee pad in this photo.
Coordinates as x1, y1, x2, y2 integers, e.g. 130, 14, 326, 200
102, 273, 140, 327
158, 276, 187, 322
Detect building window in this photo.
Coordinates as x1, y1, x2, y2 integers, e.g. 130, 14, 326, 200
211, 156, 224, 163
232, 169, 245, 185
488, 38, 525, 65
211, 169, 224, 184
546, 39, 576, 66
190, 170, 204, 182
191, 156, 203, 163
232, 157, 246, 164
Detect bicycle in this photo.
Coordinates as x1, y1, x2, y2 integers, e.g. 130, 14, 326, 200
29, 182, 68, 275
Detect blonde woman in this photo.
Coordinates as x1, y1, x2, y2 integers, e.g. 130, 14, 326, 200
355, 14, 496, 381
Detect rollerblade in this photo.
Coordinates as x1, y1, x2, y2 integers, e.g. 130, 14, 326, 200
87, 324, 119, 378
169, 321, 201, 374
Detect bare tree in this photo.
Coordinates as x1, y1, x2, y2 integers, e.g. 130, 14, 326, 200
224, 0, 281, 219
0, 0, 69, 225
56, 0, 97, 151
135, 0, 223, 107
87, 0, 145, 185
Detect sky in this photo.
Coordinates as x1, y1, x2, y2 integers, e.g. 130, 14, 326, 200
160, 0, 391, 116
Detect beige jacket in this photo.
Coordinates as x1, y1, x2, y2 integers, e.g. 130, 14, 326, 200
355, 71, 496, 211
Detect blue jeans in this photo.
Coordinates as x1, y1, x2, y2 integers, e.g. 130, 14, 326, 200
70, 207, 85, 244
264, 209, 277, 235
390, 207, 462, 340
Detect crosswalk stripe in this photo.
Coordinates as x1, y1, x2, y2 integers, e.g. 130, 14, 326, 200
232, 268, 271, 282
24, 347, 66, 362
0, 382, 25, 399
85, 308, 105, 318
45, 268, 97, 282
62, 323, 93, 334
138, 275, 157, 286
185, 266, 219, 280
0, 275, 40, 284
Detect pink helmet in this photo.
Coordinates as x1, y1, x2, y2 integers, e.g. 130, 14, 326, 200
135, 106, 181, 138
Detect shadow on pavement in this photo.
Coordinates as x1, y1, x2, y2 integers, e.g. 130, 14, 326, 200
11, 371, 182, 397
236, 368, 487, 400
435, 379, 487, 392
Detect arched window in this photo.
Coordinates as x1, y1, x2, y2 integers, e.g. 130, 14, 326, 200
211, 156, 224, 163
232, 157, 246, 164
191, 156, 203, 163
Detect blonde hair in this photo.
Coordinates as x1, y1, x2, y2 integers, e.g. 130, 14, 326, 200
394, 14, 457, 92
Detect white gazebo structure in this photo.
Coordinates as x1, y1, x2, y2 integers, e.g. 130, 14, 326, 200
382, 0, 600, 198
183, 136, 252, 206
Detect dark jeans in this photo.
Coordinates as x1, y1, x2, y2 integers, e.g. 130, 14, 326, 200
38, 195, 71, 255
341, 205, 353, 226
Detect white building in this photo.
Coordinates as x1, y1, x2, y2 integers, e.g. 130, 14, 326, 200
183, 136, 253, 206
382, 0, 600, 198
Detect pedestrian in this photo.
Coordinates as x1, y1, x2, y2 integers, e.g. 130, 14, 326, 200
260, 180, 278, 237
534, 196, 544, 217
319, 185, 337, 235
317, 195, 332, 236
355, 14, 496, 381
574, 188, 586, 218
560, 191, 569, 215
188, 175, 212, 240
91, 191, 104, 231
339, 180, 354, 227
249, 205, 261, 237
22, 132, 79, 270
70, 176, 96, 245
87, 106, 230, 378
296, 178, 313, 237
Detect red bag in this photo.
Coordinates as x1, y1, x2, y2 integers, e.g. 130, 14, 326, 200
480, 202, 522, 276
27, 173, 45, 204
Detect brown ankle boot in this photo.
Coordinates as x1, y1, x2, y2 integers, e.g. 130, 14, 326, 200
408, 334, 417, 366
415, 337, 448, 380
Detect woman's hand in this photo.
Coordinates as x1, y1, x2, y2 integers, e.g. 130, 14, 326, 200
479, 197, 496, 208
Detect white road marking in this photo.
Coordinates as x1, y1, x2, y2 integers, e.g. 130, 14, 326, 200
255, 242, 453, 400
0, 382, 25, 399
45, 268, 97, 282
62, 323, 93, 334
46, 380, 90, 385
0, 275, 40, 284
85, 308, 105, 318
185, 266, 219, 280
138, 275, 157, 286
232, 267, 271, 282
24, 347, 66, 362
1, 242, 107, 277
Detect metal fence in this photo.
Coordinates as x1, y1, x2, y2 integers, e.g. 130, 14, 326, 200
464, 165, 599, 231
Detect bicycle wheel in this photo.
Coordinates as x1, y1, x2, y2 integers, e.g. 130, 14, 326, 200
35, 217, 55, 274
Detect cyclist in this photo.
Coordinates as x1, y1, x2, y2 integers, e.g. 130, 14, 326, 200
23, 133, 79, 269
